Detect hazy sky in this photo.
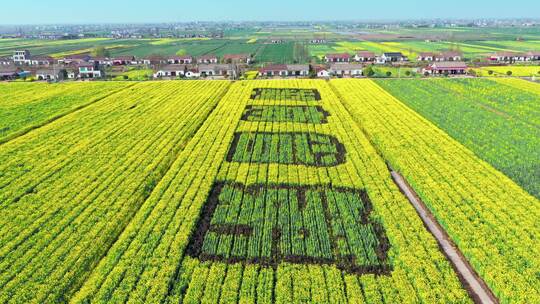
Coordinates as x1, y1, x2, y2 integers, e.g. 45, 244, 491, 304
1, 0, 540, 24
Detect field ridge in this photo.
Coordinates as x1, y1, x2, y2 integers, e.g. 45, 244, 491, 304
0, 82, 136, 145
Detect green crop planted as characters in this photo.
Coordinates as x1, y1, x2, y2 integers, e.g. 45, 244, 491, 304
241, 105, 330, 123
187, 182, 391, 275
226, 132, 346, 167
250, 88, 321, 101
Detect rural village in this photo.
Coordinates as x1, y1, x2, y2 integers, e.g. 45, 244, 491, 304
1, 47, 540, 81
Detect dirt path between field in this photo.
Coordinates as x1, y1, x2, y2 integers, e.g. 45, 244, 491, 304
389, 169, 499, 304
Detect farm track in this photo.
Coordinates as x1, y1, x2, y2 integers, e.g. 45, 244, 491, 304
0, 83, 137, 145
389, 169, 498, 304
327, 80, 497, 303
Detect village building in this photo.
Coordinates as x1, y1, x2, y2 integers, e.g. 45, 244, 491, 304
313, 65, 330, 78
36, 67, 64, 81
329, 63, 363, 77
0, 57, 12, 65
526, 51, 540, 61
197, 55, 219, 64
143, 55, 167, 66
63, 67, 77, 79
153, 64, 188, 78
354, 51, 376, 62
317, 69, 330, 78
112, 56, 136, 66
377, 52, 408, 64
185, 68, 200, 78
489, 52, 526, 63
324, 53, 351, 63
435, 51, 463, 61
12, 50, 31, 64
269, 38, 284, 44
259, 64, 309, 77
29, 56, 55, 66
259, 64, 287, 77
167, 55, 193, 64
223, 53, 252, 64
77, 62, 102, 79
91, 57, 114, 67
423, 61, 468, 75
58, 54, 92, 65
286, 64, 310, 77
198, 64, 238, 78
0, 67, 21, 80
417, 52, 436, 61
310, 38, 327, 44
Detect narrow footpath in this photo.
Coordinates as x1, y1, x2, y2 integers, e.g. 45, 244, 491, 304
390, 169, 499, 304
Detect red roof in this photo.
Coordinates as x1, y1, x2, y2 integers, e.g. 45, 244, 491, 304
427, 61, 468, 70
325, 53, 350, 59
223, 54, 251, 60
260, 64, 288, 73
64, 54, 91, 60
418, 52, 436, 57
32, 56, 54, 61
440, 51, 462, 57
77, 62, 95, 68
356, 51, 375, 57
312, 64, 328, 72
168, 55, 192, 60
114, 56, 135, 61
491, 52, 525, 57
198, 55, 217, 59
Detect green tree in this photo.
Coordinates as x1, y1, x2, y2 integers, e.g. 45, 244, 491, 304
506, 71, 513, 76
92, 46, 110, 58
364, 66, 375, 77
488, 70, 494, 75
386, 71, 392, 77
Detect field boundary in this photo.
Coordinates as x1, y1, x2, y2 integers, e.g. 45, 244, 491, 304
389, 169, 498, 304
0, 82, 137, 146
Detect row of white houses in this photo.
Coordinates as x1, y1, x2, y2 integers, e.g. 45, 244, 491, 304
0, 50, 254, 68
488, 51, 540, 62
325, 50, 540, 64
258, 63, 364, 78
324, 52, 409, 64
153, 64, 241, 78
